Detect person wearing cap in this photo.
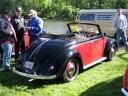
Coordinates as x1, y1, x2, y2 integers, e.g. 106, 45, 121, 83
11, 7, 26, 62
25, 9, 44, 44
0, 10, 17, 72
113, 8, 128, 52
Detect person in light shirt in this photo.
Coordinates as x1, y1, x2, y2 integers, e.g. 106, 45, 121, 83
113, 8, 128, 52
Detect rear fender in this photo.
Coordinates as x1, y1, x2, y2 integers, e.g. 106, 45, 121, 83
53, 49, 82, 77
104, 38, 118, 56
27, 48, 82, 77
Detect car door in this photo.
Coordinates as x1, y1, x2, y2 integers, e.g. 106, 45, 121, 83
90, 37, 104, 62
72, 42, 91, 65
68, 22, 104, 65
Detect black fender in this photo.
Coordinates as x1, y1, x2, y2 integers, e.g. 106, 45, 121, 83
51, 48, 82, 78
104, 38, 118, 56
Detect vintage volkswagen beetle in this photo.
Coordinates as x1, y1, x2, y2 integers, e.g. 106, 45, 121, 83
13, 22, 118, 82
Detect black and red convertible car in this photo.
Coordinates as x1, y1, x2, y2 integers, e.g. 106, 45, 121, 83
13, 22, 118, 82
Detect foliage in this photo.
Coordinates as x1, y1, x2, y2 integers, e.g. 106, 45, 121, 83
0, 0, 128, 19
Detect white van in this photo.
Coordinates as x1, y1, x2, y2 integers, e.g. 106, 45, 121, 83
75, 9, 128, 37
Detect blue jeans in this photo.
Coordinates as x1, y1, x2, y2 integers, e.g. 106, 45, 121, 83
116, 29, 128, 48
1, 44, 13, 70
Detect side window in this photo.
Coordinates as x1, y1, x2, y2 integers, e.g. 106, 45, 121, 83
79, 14, 95, 21
96, 14, 113, 20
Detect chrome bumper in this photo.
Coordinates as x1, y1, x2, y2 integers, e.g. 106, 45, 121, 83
121, 88, 128, 96
13, 68, 57, 80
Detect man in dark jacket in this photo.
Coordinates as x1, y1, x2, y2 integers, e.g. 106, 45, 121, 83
0, 10, 17, 72
11, 7, 26, 61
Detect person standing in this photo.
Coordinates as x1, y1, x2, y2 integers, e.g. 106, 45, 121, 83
11, 7, 26, 62
25, 9, 44, 44
113, 8, 128, 51
0, 10, 17, 72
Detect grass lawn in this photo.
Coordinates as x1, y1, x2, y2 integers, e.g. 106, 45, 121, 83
0, 50, 128, 96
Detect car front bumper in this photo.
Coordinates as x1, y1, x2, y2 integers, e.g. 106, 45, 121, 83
121, 88, 128, 96
13, 68, 57, 80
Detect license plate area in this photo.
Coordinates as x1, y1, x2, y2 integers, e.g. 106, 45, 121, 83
24, 61, 34, 69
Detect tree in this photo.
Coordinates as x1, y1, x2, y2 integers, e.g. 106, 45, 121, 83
0, 0, 128, 19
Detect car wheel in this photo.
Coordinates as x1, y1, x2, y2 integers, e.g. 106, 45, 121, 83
62, 58, 79, 82
107, 44, 117, 61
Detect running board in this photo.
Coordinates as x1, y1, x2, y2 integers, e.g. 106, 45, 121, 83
83, 57, 107, 69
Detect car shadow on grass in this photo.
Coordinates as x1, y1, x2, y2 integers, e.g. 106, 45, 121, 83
80, 76, 123, 96
117, 52, 128, 62
0, 67, 64, 89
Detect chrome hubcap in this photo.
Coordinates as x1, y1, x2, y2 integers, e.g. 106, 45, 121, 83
67, 62, 76, 76
111, 46, 115, 57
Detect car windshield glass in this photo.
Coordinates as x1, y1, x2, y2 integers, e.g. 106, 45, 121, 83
69, 23, 100, 37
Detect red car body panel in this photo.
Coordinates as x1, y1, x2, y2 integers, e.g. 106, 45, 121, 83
71, 42, 91, 65
121, 66, 128, 96
90, 37, 107, 62
12, 32, 30, 54
24, 32, 30, 48
71, 37, 107, 65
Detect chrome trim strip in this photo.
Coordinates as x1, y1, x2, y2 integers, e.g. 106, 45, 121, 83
13, 68, 56, 80
121, 88, 128, 96
70, 37, 103, 49
83, 57, 107, 69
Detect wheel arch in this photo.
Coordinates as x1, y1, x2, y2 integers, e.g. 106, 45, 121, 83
104, 38, 118, 56
56, 49, 83, 78
71, 53, 83, 72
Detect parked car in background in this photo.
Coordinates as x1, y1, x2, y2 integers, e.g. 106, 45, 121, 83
13, 22, 118, 82
12, 32, 30, 55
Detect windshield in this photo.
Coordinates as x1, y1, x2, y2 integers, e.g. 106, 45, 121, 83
68, 23, 100, 36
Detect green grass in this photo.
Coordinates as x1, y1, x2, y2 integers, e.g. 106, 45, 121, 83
0, 50, 128, 96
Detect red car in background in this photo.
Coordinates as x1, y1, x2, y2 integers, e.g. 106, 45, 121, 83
121, 66, 128, 96
12, 32, 30, 54
24, 32, 30, 48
